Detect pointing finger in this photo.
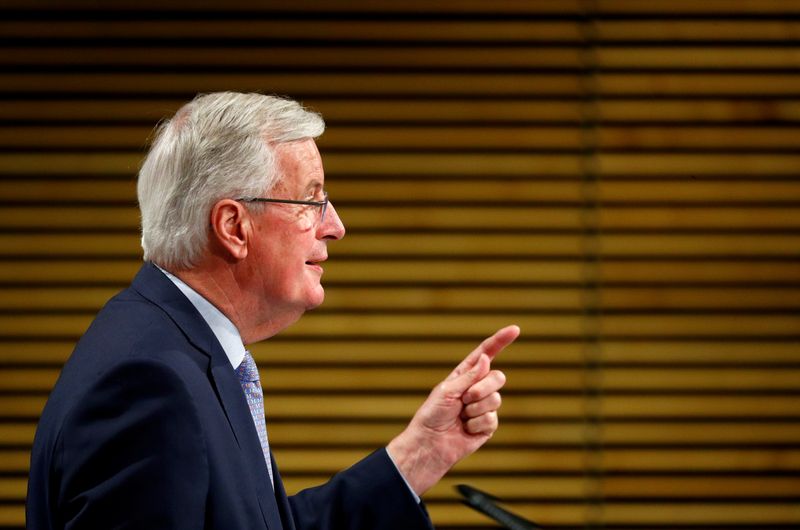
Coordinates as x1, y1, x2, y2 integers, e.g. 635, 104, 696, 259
446, 325, 520, 382
478, 325, 520, 361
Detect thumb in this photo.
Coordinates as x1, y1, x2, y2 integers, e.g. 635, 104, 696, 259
442, 353, 490, 399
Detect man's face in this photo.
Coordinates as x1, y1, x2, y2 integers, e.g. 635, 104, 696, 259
247, 138, 345, 317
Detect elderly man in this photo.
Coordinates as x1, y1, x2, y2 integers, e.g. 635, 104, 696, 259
27, 92, 519, 530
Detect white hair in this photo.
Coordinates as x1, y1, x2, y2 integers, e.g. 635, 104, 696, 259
137, 92, 325, 269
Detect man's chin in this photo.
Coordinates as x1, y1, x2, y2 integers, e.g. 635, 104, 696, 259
305, 287, 325, 311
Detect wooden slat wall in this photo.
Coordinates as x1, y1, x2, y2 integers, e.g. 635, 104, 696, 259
1, 1, 799, 528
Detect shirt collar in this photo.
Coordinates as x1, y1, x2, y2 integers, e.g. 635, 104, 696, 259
156, 265, 246, 370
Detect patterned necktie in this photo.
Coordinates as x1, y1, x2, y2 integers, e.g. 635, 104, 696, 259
236, 350, 274, 486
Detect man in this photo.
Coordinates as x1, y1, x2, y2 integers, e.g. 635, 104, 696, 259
27, 92, 519, 529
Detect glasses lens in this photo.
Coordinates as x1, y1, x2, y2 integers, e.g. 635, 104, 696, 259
319, 195, 328, 225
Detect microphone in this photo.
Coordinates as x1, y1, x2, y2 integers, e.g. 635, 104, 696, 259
455, 484, 542, 530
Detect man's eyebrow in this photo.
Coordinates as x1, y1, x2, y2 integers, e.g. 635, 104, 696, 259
305, 180, 323, 194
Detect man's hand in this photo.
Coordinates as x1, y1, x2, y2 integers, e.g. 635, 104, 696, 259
387, 325, 520, 496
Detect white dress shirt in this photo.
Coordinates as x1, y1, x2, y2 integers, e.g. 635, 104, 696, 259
158, 267, 246, 370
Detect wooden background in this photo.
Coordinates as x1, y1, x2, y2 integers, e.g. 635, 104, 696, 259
0, 1, 799, 528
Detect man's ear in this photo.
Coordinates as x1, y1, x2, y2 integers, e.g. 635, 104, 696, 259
209, 199, 251, 260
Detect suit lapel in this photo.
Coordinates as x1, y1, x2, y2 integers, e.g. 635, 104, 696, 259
131, 263, 284, 530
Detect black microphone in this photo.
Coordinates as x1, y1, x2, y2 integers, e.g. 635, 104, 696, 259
455, 484, 542, 530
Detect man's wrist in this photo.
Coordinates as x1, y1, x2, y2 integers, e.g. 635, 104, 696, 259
384, 445, 421, 503
386, 429, 450, 497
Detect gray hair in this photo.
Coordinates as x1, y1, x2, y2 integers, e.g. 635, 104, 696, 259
137, 92, 325, 269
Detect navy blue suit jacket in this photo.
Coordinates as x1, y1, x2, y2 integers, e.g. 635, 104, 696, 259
27, 263, 433, 530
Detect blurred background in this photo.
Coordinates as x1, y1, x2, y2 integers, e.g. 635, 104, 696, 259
0, 0, 799, 528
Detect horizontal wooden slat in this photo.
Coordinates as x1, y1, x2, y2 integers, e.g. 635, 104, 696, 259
1, 47, 589, 69
4, 153, 800, 179
597, 207, 800, 229
600, 73, 800, 96
595, 0, 800, 15
601, 422, 800, 445
4, 394, 800, 420
1, 481, 800, 527
2, 286, 799, 311
1, 233, 797, 258
5, 125, 800, 150
599, 476, 800, 498
0, 180, 137, 200
595, 99, 800, 122
598, 48, 800, 69
5, 421, 800, 447
598, 20, 800, 41
0, 20, 583, 42
1, 313, 799, 339
3, 178, 800, 205
0, 450, 36, 470
335, 233, 800, 257
327, 126, 800, 150
590, 341, 800, 364
7, 19, 800, 42
0, 207, 140, 229
2, 205, 800, 230
279, 448, 800, 473
7, 475, 800, 503
0, 73, 587, 96
1, 339, 797, 365
3, 447, 799, 474
0, 259, 795, 285
0, 0, 589, 15
0, 502, 768, 528
0, 506, 33, 527
0, 258, 796, 287
598, 261, 800, 284
2, 73, 800, 96
2, 366, 798, 393
2, 99, 800, 124
3, 20, 800, 43
285, 313, 800, 338
0, 478, 27, 500
0, 155, 141, 177
4, 502, 798, 528
425, 501, 800, 527
308, 475, 800, 502
597, 127, 800, 149
597, 153, 800, 176
4, 0, 800, 15
5, 47, 800, 70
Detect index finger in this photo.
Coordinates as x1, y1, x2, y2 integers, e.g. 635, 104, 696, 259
479, 324, 520, 361
446, 325, 520, 381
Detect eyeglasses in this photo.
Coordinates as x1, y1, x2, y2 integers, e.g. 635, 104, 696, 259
237, 191, 329, 226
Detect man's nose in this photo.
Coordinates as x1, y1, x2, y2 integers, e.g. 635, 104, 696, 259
319, 201, 345, 241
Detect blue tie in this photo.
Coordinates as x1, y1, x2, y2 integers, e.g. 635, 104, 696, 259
236, 350, 274, 486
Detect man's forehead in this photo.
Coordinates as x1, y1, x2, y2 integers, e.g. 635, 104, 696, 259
273, 138, 325, 191
274, 138, 321, 163
272, 138, 320, 160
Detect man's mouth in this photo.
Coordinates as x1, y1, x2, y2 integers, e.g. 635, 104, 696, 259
305, 257, 326, 272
